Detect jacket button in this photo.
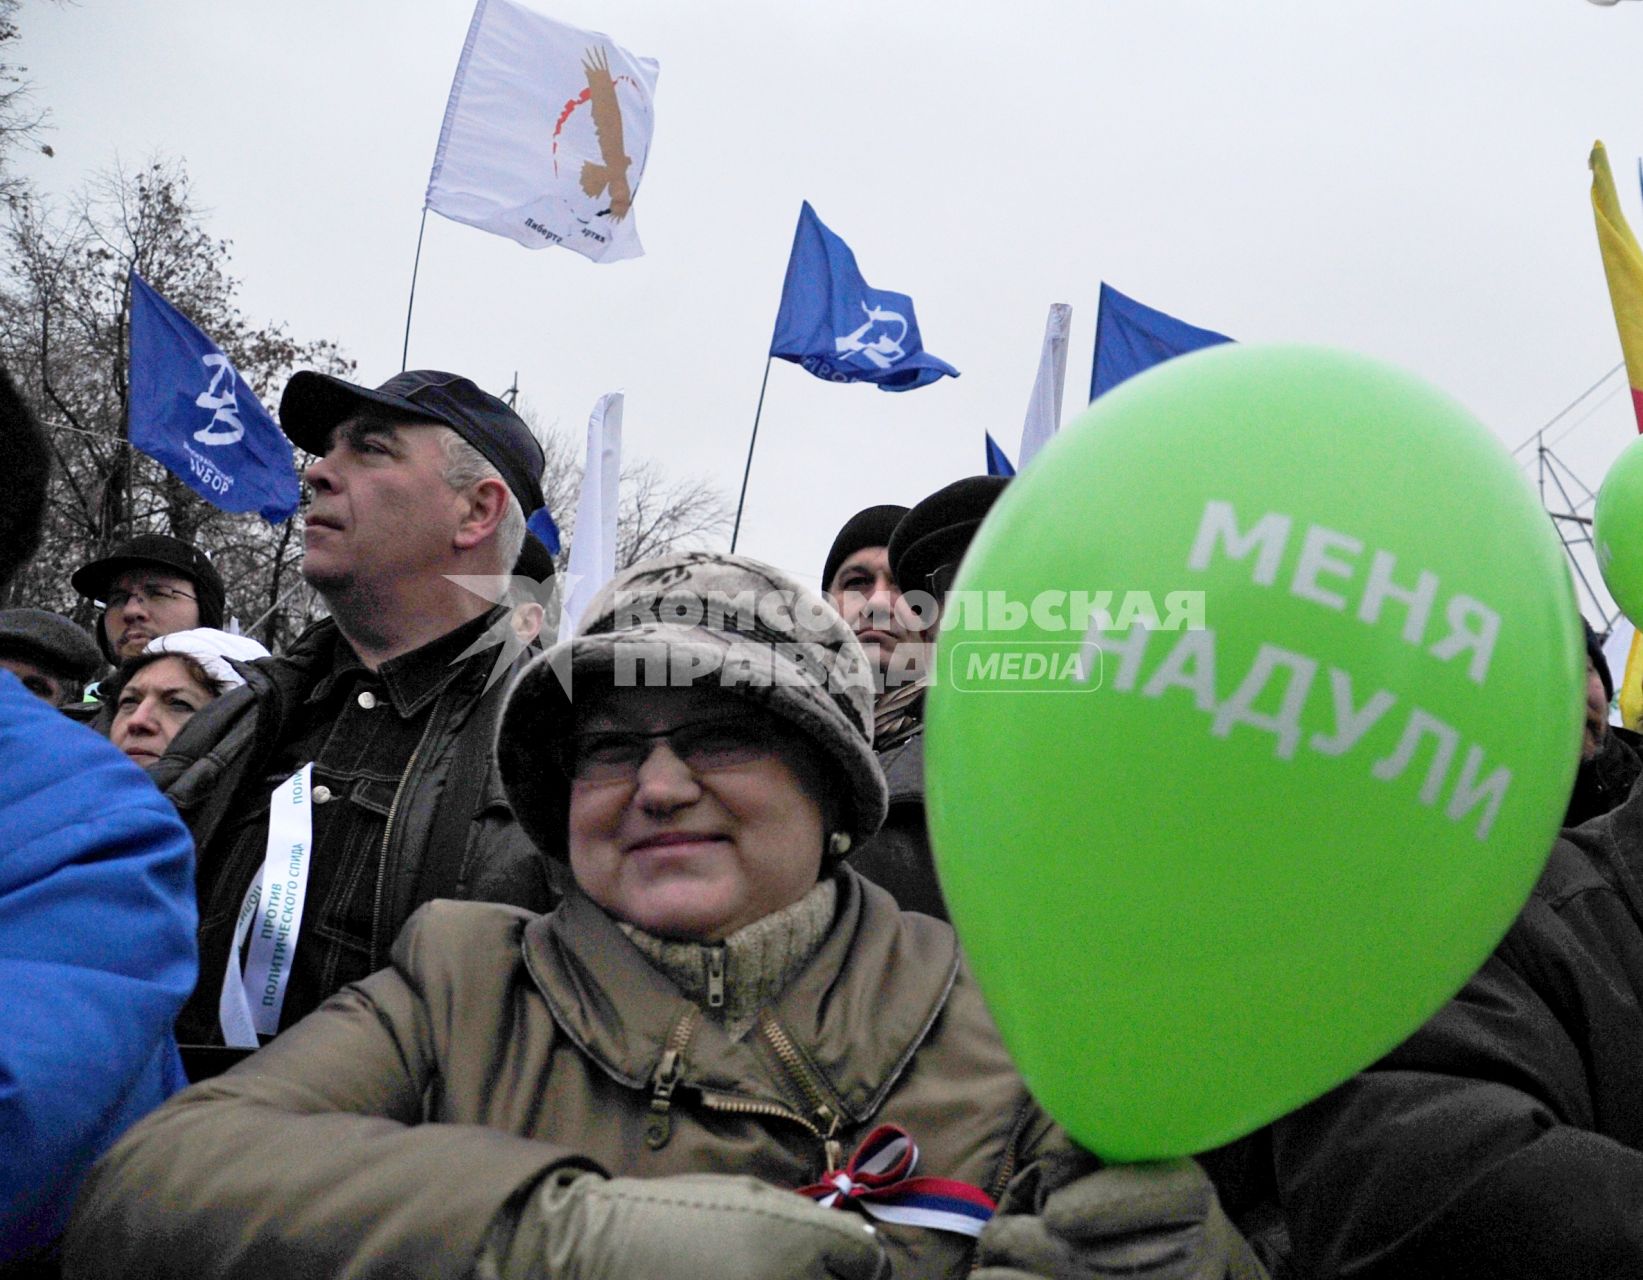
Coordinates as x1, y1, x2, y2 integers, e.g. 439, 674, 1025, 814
357, 691, 377, 710
312, 785, 333, 805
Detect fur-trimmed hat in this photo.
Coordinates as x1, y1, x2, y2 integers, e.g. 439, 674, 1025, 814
496, 551, 888, 861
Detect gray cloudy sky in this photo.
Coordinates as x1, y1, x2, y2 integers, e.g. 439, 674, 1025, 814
14, 0, 1643, 607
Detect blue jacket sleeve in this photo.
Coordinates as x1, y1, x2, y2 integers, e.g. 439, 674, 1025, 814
0, 671, 198, 1261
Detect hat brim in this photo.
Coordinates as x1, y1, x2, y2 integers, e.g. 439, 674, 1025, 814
496, 626, 889, 862
70, 550, 210, 604
278, 372, 445, 456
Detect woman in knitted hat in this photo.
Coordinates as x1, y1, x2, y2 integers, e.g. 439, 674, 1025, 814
66, 552, 1260, 1280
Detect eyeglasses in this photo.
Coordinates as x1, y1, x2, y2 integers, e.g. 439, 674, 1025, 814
927, 562, 960, 600
104, 582, 197, 610
557, 715, 781, 784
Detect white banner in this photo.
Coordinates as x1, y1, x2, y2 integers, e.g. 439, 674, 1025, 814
218, 764, 315, 1046
1017, 303, 1071, 469
558, 392, 625, 641
426, 0, 659, 264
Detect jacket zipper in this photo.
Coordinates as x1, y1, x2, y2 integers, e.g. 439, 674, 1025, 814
965, 1100, 1037, 1276
647, 1007, 699, 1150
705, 949, 725, 1008
368, 707, 440, 969
699, 1093, 833, 1160
759, 1013, 846, 1171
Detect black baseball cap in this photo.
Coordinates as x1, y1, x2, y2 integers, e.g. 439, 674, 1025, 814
72, 533, 226, 624
279, 370, 546, 514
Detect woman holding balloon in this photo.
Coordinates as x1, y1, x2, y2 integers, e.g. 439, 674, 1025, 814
63, 552, 1263, 1280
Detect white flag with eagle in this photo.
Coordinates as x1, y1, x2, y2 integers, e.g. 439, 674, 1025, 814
425, 0, 658, 263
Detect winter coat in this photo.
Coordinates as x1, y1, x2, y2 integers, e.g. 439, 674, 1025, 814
152, 616, 562, 1043
65, 868, 1075, 1280
1272, 769, 1643, 1279
851, 730, 948, 920
1563, 722, 1643, 828
0, 670, 196, 1262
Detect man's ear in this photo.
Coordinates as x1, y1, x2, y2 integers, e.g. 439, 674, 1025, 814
453, 475, 510, 551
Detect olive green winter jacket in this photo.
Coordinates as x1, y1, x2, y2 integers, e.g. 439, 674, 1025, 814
65, 868, 1076, 1279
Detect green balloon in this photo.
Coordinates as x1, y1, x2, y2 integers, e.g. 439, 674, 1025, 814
926, 345, 1582, 1162
1595, 433, 1643, 625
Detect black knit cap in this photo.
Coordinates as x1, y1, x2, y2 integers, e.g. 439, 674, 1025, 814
821, 504, 909, 592
889, 476, 1010, 600
1585, 617, 1614, 703
0, 608, 102, 681
513, 530, 557, 583
279, 369, 546, 514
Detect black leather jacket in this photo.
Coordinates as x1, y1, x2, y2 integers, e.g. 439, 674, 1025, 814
154, 615, 562, 1044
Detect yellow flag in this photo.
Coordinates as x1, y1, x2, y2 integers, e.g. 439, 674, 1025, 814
1592, 141, 1643, 425
1591, 141, 1643, 726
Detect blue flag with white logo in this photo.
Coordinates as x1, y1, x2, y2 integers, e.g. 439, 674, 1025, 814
985, 432, 1016, 477
769, 202, 958, 392
1089, 282, 1233, 403
128, 271, 300, 523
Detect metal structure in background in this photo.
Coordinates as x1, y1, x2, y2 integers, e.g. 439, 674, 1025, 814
1533, 431, 1616, 633
1512, 361, 1628, 638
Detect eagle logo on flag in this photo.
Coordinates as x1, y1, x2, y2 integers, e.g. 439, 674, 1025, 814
552, 44, 648, 230
577, 48, 632, 221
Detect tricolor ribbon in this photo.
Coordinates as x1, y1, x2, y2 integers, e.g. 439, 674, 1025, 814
797, 1124, 996, 1238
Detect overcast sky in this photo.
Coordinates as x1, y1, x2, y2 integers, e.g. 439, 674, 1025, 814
15, 0, 1643, 611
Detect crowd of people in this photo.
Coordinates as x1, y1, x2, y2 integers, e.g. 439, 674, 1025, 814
2, 354, 1640, 1280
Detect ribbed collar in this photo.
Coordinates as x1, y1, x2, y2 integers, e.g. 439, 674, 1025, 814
524, 869, 960, 1122
618, 880, 837, 1041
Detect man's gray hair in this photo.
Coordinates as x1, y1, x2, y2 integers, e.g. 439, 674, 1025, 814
438, 428, 526, 569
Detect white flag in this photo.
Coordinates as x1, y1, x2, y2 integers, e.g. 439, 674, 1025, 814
1016, 303, 1071, 469
558, 393, 624, 642
426, 0, 659, 264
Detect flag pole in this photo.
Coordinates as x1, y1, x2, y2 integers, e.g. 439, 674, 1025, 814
729, 357, 773, 553
400, 207, 430, 373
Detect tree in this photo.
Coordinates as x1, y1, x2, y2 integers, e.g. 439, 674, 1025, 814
0, 0, 52, 209
0, 157, 354, 652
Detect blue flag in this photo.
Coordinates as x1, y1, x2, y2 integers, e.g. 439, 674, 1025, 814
526, 506, 562, 556
1089, 283, 1233, 403
128, 271, 300, 523
769, 202, 958, 392
985, 432, 1016, 477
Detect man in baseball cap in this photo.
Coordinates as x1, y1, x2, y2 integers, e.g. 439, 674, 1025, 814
72, 533, 226, 664
153, 368, 560, 1052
